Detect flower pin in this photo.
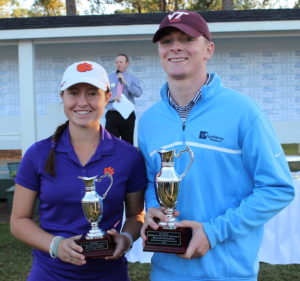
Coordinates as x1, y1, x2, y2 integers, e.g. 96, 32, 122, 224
104, 167, 115, 176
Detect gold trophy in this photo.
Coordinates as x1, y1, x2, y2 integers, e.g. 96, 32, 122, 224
143, 146, 194, 254
75, 167, 115, 258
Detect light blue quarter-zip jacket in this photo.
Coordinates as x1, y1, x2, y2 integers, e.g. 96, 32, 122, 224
138, 73, 294, 281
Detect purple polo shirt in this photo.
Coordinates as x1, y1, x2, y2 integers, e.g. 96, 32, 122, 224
15, 126, 147, 280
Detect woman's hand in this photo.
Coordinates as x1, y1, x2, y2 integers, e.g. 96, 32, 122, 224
105, 229, 132, 260
57, 235, 86, 265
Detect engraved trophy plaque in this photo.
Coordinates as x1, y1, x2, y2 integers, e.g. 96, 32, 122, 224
143, 146, 194, 254
75, 168, 115, 258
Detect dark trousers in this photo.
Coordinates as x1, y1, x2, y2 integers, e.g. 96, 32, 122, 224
105, 110, 136, 145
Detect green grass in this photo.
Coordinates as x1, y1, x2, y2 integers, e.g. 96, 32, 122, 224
0, 223, 32, 280
1, 223, 300, 281
282, 143, 300, 155
128, 262, 151, 280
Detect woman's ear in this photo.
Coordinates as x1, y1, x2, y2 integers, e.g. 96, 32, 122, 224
105, 91, 112, 103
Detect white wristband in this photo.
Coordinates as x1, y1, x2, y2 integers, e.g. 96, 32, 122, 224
121, 232, 133, 250
49, 236, 64, 258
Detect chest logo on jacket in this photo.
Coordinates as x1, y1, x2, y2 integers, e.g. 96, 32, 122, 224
199, 131, 224, 142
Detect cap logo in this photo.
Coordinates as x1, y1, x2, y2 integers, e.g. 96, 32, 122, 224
167, 11, 189, 23
77, 62, 93, 72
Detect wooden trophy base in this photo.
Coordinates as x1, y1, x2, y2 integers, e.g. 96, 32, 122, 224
143, 226, 192, 254
75, 233, 115, 258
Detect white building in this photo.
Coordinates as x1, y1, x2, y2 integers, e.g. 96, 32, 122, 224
0, 9, 300, 153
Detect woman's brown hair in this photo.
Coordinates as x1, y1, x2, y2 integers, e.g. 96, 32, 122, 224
45, 120, 69, 176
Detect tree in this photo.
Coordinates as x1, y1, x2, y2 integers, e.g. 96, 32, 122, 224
0, 0, 70, 17
160, 0, 167, 11
31, 0, 65, 16
66, 0, 76, 15
112, 0, 187, 13
0, 0, 10, 7
0, 0, 34, 18
10, 7, 32, 17
187, 0, 277, 11
86, 0, 187, 14
222, 0, 233, 9
87, 0, 102, 14
1, 0, 298, 18
187, 0, 222, 11
0, 0, 13, 17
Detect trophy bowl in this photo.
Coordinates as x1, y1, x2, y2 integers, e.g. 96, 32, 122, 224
156, 170, 179, 229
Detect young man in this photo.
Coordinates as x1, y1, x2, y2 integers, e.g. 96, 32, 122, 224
138, 10, 294, 281
105, 54, 143, 145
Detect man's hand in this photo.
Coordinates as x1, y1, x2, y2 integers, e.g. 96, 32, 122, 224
141, 207, 180, 242
141, 207, 165, 242
175, 220, 211, 259
114, 95, 121, 102
117, 72, 126, 85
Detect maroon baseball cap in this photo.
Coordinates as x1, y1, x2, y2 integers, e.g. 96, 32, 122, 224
153, 10, 211, 43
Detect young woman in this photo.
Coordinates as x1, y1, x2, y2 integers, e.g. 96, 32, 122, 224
10, 61, 146, 281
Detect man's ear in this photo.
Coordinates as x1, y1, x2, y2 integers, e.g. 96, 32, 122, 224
205, 41, 215, 61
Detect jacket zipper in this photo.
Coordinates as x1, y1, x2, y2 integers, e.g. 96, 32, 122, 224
182, 119, 186, 131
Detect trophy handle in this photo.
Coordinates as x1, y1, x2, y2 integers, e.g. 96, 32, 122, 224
96, 174, 114, 199
175, 146, 194, 180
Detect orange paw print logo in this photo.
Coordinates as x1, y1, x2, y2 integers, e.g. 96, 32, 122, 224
77, 62, 93, 72
104, 167, 114, 176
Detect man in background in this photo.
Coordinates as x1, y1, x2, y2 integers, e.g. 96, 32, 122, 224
105, 54, 142, 145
